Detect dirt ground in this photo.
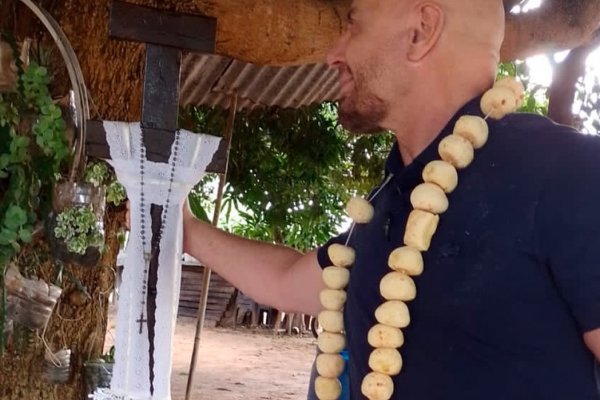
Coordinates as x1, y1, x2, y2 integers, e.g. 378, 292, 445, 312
104, 315, 316, 400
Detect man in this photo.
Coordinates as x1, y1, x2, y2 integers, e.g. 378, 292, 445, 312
183, 0, 600, 398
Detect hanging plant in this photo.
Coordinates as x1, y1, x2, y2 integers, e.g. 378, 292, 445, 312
53, 205, 104, 255
47, 159, 127, 266
4, 264, 62, 331
84, 346, 115, 396
43, 348, 72, 384
47, 181, 106, 267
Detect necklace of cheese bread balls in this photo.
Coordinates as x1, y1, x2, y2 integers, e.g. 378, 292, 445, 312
314, 77, 525, 400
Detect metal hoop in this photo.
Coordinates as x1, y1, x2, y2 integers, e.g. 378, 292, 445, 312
18, 0, 90, 182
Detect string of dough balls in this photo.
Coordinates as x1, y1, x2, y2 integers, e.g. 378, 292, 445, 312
314, 77, 524, 400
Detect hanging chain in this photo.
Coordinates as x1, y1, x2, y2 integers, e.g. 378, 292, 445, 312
136, 129, 181, 334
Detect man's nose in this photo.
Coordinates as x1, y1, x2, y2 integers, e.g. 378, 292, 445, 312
326, 31, 349, 69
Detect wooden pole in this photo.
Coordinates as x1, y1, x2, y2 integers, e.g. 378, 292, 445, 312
185, 94, 238, 400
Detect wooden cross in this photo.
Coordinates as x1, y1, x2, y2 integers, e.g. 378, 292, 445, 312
84, 2, 224, 398
86, 0, 227, 171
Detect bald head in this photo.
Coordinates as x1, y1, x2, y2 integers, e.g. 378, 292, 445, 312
440, 0, 505, 63
327, 0, 507, 142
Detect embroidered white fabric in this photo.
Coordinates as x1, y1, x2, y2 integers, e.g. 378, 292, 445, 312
90, 122, 221, 400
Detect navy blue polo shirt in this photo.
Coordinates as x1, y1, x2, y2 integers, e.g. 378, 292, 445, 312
317, 97, 600, 399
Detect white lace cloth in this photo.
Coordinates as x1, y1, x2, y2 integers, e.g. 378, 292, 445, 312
90, 122, 221, 400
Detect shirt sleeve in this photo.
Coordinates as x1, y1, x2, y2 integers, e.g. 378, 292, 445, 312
535, 133, 600, 333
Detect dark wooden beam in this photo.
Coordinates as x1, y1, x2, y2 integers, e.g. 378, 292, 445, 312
109, 0, 217, 53
86, 120, 112, 160
140, 45, 181, 162
85, 119, 228, 174
204, 138, 229, 176
142, 45, 181, 133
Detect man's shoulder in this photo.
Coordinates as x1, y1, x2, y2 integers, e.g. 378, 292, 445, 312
494, 113, 600, 163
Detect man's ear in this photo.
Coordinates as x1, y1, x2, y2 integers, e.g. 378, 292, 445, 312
407, 3, 444, 62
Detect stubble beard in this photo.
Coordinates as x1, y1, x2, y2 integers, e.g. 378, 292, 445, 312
338, 69, 388, 135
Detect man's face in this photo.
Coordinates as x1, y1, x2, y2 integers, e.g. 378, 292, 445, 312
327, 0, 412, 134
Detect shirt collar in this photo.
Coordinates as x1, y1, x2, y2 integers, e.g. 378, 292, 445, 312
384, 96, 484, 190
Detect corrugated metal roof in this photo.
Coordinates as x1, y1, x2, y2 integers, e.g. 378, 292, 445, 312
180, 53, 340, 110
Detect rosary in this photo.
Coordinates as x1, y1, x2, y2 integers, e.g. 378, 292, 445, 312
136, 128, 181, 335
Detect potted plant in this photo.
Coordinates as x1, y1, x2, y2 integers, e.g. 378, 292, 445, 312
43, 348, 71, 384
4, 264, 62, 331
47, 159, 127, 267
84, 345, 115, 396
47, 180, 106, 267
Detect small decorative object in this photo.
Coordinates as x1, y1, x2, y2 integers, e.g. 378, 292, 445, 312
43, 349, 71, 384
48, 181, 106, 267
84, 346, 115, 396
4, 265, 62, 331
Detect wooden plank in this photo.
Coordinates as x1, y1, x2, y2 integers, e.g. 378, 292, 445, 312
178, 301, 227, 309
109, 0, 216, 53
86, 120, 112, 159
178, 295, 233, 303
140, 126, 176, 163
178, 298, 231, 305
140, 45, 180, 162
142, 45, 180, 133
204, 137, 229, 179
85, 120, 228, 174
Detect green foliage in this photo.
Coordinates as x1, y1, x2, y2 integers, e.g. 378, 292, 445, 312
186, 62, 548, 252
22, 64, 69, 165
84, 161, 127, 206
84, 162, 110, 187
498, 61, 549, 116
187, 186, 211, 224
54, 205, 103, 255
101, 345, 115, 363
0, 58, 69, 267
186, 104, 392, 251
0, 39, 70, 352
574, 65, 600, 134
106, 181, 126, 206
0, 205, 32, 253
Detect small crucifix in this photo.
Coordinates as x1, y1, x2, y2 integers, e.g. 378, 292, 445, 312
135, 252, 152, 334
84, 2, 227, 399
136, 314, 147, 334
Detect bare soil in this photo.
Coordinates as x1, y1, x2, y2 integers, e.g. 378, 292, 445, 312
105, 315, 316, 400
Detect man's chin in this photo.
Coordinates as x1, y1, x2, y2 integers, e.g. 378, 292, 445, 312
339, 108, 384, 135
